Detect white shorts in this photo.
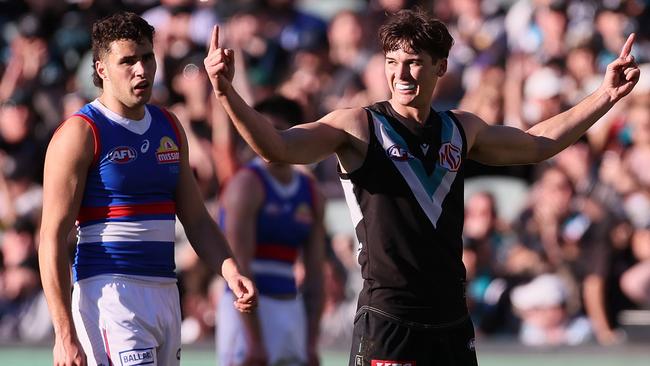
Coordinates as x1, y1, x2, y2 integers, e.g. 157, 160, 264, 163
217, 292, 307, 366
72, 274, 181, 366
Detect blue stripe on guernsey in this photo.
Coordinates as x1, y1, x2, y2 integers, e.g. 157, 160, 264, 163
369, 109, 462, 228
253, 275, 297, 296
73, 102, 180, 281
72, 241, 175, 280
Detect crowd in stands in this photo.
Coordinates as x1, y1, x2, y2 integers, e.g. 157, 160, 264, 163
1, 0, 649, 350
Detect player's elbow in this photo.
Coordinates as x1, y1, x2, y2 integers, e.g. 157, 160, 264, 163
256, 146, 290, 164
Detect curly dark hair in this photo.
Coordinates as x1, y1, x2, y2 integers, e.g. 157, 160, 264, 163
91, 12, 155, 88
379, 9, 453, 62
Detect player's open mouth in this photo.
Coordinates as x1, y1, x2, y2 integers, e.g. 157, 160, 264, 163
134, 81, 150, 90
395, 83, 415, 91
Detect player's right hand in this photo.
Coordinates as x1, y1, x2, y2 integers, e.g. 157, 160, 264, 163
204, 25, 234, 96
226, 272, 257, 313
53, 336, 87, 366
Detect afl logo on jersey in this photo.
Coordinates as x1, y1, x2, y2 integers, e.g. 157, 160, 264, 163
107, 146, 137, 164
156, 136, 180, 164
386, 144, 414, 161
294, 203, 313, 224
438, 142, 462, 171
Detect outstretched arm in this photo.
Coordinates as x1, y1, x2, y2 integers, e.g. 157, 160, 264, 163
39, 117, 93, 366
466, 34, 640, 165
170, 111, 256, 312
204, 26, 352, 165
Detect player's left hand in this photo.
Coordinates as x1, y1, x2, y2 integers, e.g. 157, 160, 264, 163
226, 273, 257, 313
601, 33, 640, 102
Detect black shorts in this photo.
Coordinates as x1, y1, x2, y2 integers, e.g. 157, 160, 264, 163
348, 306, 478, 366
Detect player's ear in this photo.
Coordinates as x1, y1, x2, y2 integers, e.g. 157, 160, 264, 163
96, 59, 108, 82
436, 59, 447, 77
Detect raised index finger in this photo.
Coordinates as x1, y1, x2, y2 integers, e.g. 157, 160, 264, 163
209, 25, 219, 52
619, 33, 635, 59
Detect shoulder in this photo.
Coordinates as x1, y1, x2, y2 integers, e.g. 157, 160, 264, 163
46, 115, 96, 168
222, 167, 264, 206
319, 107, 370, 146
448, 109, 489, 146
51, 115, 96, 149
448, 109, 486, 127
320, 107, 368, 129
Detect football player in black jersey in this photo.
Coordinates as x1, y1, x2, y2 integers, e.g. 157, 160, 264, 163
205, 8, 639, 365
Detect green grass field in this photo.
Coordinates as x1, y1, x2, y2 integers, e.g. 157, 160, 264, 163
2, 342, 649, 366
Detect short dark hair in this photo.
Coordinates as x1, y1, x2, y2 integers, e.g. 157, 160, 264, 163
253, 95, 304, 127
379, 9, 454, 62
91, 12, 155, 88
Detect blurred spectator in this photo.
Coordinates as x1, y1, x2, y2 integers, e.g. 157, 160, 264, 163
0, 97, 44, 228
319, 254, 356, 349
511, 273, 592, 346
620, 226, 650, 307
262, 0, 328, 54
462, 191, 516, 334
0, 217, 51, 342
514, 165, 628, 344
522, 66, 567, 127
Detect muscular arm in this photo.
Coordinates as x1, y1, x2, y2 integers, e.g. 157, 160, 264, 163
302, 180, 326, 364
462, 90, 616, 165
583, 274, 619, 345
204, 26, 362, 167
221, 169, 267, 359
39, 117, 94, 365
170, 112, 256, 310
464, 34, 639, 166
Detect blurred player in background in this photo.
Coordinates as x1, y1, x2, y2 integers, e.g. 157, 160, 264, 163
217, 95, 325, 366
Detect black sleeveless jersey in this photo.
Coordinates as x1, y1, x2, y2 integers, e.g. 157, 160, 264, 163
339, 101, 469, 325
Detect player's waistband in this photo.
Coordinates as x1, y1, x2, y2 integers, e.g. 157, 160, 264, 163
356, 305, 471, 330
73, 241, 176, 281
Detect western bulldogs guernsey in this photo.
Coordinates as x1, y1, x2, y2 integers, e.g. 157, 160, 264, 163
340, 101, 469, 325
222, 159, 315, 296
71, 100, 181, 282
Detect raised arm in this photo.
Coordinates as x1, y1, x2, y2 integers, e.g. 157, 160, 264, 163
203, 26, 355, 165
170, 111, 256, 312
465, 34, 640, 165
39, 117, 93, 366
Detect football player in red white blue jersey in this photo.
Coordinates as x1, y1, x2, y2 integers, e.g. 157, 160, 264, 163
216, 96, 325, 366
39, 12, 256, 366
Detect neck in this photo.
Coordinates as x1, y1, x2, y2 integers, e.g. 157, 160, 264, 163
98, 93, 145, 120
388, 99, 431, 124
265, 162, 293, 184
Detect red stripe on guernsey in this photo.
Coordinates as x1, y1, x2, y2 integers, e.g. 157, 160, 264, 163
53, 114, 101, 166
255, 244, 299, 263
160, 108, 182, 149
77, 202, 176, 223
102, 328, 113, 366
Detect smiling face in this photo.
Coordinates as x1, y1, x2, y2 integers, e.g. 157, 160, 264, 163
385, 47, 446, 110
96, 39, 156, 110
